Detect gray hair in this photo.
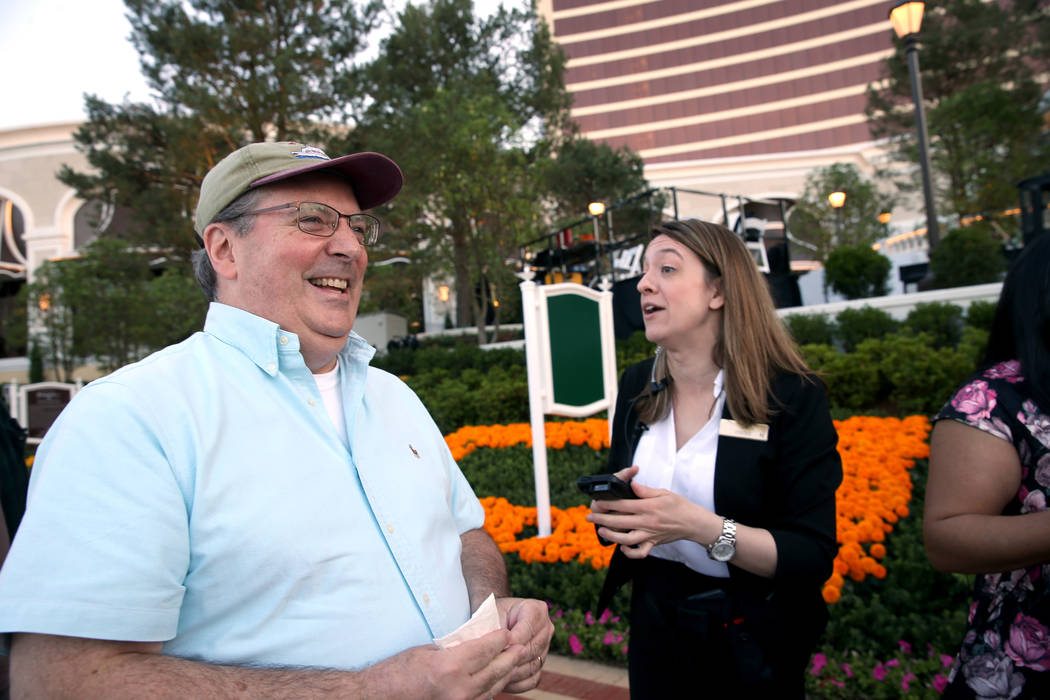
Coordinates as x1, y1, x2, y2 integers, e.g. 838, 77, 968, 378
192, 188, 266, 301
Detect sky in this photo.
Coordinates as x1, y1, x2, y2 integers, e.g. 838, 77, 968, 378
0, 0, 520, 132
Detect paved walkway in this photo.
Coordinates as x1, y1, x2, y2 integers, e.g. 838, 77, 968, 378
496, 654, 629, 700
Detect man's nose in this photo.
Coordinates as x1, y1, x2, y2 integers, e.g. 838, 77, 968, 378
326, 219, 365, 257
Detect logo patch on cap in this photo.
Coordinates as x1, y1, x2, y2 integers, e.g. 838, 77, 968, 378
291, 145, 330, 160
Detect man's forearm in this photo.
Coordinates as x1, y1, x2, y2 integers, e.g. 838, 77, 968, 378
12, 635, 397, 700
460, 528, 509, 610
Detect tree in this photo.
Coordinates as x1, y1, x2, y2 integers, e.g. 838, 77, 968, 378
23, 240, 208, 378
824, 245, 892, 300
865, 0, 1050, 222
347, 0, 572, 340
928, 223, 1007, 288
542, 137, 657, 239
787, 163, 894, 263
58, 0, 380, 260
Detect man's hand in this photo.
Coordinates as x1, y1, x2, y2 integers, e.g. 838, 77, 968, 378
365, 629, 524, 700
494, 597, 554, 693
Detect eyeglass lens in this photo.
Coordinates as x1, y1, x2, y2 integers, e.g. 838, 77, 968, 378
297, 202, 379, 244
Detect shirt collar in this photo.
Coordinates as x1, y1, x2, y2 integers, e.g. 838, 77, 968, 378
202, 302, 375, 376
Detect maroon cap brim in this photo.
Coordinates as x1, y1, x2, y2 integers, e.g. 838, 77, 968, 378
250, 151, 403, 211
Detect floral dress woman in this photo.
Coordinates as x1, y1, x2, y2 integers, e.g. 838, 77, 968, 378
938, 360, 1050, 699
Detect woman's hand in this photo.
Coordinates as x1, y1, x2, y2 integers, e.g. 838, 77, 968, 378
586, 466, 722, 558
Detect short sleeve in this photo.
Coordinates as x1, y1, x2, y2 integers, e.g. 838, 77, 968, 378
0, 381, 190, 641
935, 375, 1015, 445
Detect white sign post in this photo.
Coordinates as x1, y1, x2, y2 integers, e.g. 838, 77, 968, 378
519, 270, 617, 536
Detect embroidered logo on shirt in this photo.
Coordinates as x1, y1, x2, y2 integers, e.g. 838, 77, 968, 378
409, 444, 420, 458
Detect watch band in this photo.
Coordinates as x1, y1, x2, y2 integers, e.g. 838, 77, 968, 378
707, 517, 737, 561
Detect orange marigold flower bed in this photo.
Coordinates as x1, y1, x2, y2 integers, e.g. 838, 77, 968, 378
444, 419, 610, 462
821, 415, 930, 603
479, 496, 613, 570
461, 415, 930, 601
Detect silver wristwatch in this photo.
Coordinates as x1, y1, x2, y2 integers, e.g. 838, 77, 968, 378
707, 518, 737, 562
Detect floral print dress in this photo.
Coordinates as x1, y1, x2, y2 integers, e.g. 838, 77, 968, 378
937, 360, 1050, 700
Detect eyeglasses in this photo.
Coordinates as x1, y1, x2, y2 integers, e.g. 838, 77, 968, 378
242, 201, 382, 245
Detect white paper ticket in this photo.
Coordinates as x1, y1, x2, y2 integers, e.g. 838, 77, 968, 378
433, 593, 502, 649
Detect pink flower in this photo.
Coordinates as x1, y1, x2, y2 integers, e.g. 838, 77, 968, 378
1006, 612, 1050, 670
602, 631, 623, 645
886, 659, 900, 668
810, 653, 827, 675
941, 654, 955, 668
873, 663, 887, 681
621, 643, 628, 655
899, 640, 912, 654
901, 672, 916, 690
568, 634, 583, 655
951, 380, 996, 421
841, 663, 854, 678
933, 674, 948, 692
831, 680, 845, 688
985, 360, 1023, 382
598, 609, 612, 624
585, 611, 595, 626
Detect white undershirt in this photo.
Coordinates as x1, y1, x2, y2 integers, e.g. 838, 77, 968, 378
313, 365, 348, 447
631, 369, 729, 577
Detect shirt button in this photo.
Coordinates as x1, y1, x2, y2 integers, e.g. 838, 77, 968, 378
308, 398, 316, 406
386, 524, 394, 534
267, 363, 276, 372
279, 335, 289, 346
423, 594, 430, 605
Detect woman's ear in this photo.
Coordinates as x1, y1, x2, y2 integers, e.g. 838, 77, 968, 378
709, 276, 725, 310
201, 223, 238, 282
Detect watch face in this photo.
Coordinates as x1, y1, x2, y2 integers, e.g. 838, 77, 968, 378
710, 541, 734, 562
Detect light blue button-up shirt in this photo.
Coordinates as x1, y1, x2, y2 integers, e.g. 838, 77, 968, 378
0, 303, 484, 670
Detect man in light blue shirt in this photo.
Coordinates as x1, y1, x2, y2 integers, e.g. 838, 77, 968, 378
0, 142, 552, 698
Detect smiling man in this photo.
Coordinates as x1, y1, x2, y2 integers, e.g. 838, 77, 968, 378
0, 142, 552, 699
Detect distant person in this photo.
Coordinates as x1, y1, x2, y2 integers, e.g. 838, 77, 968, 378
0, 142, 551, 698
925, 233, 1050, 699
587, 220, 842, 698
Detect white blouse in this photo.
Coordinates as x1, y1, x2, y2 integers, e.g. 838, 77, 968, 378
631, 369, 729, 577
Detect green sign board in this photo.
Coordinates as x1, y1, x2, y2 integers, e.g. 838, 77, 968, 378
547, 294, 603, 407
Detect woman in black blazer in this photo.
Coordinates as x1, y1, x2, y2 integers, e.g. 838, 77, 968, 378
587, 219, 842, 698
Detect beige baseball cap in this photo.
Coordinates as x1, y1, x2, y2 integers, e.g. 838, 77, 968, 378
194, 142, 403, 235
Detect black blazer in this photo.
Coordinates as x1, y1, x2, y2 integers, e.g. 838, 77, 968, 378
596, 358, 843, 662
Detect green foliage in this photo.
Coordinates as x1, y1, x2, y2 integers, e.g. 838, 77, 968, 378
60, 0, 379, 259
23, 240, 207, 378
787, 163, 894, 263
866, 0, 1050, 222
784, 313, 836, 346
824, 245, 892, 300
348, 0, 575, 335
929, 224, 1007, 288
615, 330, 655, 371
372, 342, 525, 378
835, 307, 899, 353
459, 444, 604, 509
902, 302, 964, 350
548, 606, 631, 663
407, 366, 528, 435
28, 343, 44, 384
878, 334, 974, 415
965, 300, 997, 334
825, 339, 888, 411
1, 284, 28, 358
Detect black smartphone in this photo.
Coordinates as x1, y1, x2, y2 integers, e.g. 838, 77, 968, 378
576, 474, 638, 500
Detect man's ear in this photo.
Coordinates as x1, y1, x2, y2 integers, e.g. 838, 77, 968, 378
201, 223, 239, 282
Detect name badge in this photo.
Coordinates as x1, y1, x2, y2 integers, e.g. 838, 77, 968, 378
719, 419, 769, 442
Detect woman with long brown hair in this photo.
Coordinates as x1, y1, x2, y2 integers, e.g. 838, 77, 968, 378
587, 219, 842, 697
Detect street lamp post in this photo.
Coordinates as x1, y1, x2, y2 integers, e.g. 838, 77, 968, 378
828, 190, 846, 247
890, 1, 940, 250
588, 201, 606, 279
